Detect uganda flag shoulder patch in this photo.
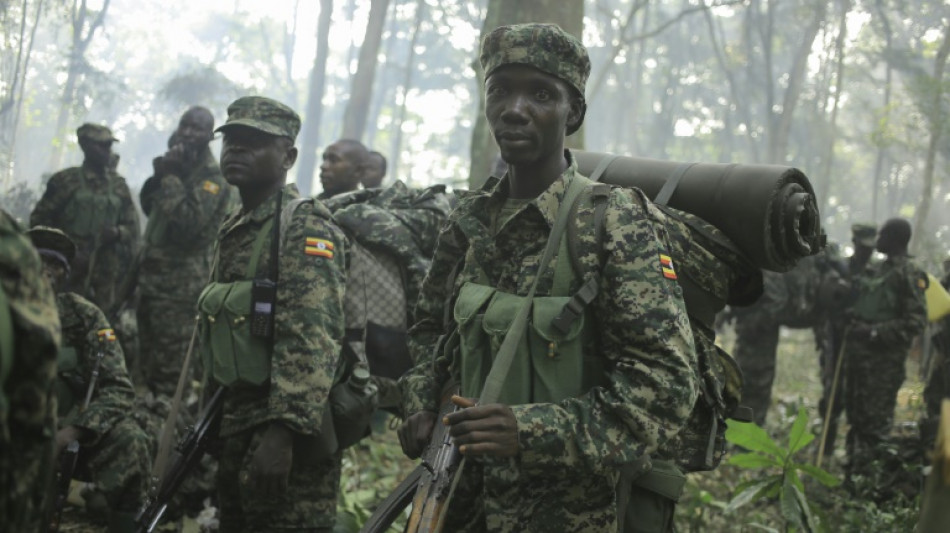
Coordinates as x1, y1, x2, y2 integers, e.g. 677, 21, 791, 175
305, 237, 334, 258
660, 254, 677, 280
202, 180, 221, 194
97, 328, 117, 342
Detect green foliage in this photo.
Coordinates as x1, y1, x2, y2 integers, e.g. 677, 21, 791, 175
724, 406, 840, 532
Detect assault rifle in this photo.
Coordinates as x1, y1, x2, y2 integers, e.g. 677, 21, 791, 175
361, 386, 463, 533
135, 387, 224, 533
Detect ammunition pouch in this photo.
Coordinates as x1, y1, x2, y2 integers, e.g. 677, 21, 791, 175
63, 180, 122, 239
621, 459, 686, 533
196, 281, 270, 387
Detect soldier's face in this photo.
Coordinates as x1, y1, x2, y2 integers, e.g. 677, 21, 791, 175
40, 256, 68, 292
81, 139, 113, 169
176, 109, 214, 155
220, 127, 297, 190
485, 65, 581, 168
320, 142, 363, 196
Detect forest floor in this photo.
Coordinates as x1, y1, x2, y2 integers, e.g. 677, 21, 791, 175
58, 326, 931, 532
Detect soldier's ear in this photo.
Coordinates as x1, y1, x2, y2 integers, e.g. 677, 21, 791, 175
566, 97, 586, 136
283, 145, 298, 170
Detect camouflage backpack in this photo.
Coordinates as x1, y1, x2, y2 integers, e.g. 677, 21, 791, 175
322, 182, 453, 395
566, 182, 758, 472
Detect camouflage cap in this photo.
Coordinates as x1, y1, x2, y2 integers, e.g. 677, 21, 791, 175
479, 23, 590, 98
27, 226, 76, 267
851, 223, 877, 247
76, 123, 118, 143
215, 96, 301, 141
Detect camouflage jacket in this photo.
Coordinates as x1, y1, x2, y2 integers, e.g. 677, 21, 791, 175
54, 292, 135, 442
0, 210, 60, 442
30, 163, 140, 264
0, 210, 60, 533
849, 254, 928, 348
400, 153, 698, 530
139, 148, 233, 301
209, 185, 347, 437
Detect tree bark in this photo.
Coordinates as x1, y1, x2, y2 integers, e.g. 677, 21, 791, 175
340, 0, 390, 140
816, 0, 849, 214
296, 0, 333, 196
389, 0, 425, 183
468, 0, 584, 189
46, 0, 111, 173
912, 22, 950, 254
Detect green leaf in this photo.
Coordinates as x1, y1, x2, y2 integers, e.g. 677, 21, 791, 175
728, 452, 780, 469
725, 477, 780, 514
795, 462, 841, 487
725, 420, 786, 461
788, 469, 805, 493
780, 477, 804, 529
787, 406, 816, 455
792, 481, 819, 533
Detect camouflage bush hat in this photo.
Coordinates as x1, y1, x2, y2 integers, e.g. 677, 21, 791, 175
77, 123, 118, 143
479, 23, 590, 99
851, 223, 877, 247
27, 226, 76, 269
215, 96, 301, 141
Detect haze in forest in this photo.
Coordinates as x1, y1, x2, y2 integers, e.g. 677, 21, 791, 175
2, 0, 949, 265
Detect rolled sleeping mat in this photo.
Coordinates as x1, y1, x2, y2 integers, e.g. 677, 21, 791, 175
573, 151, 823, 272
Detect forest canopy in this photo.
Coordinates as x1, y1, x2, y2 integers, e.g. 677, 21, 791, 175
1, 0, 948, 265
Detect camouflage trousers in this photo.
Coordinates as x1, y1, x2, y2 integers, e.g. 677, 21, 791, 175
843, 335, 909, 477
217, 426, 340, 532
732, 315, 781, 426
75, 417, 152, 514
0, 419, 56, 533
138, 295, 198, 397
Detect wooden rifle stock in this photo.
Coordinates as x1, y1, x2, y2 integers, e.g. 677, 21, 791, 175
405, 386, 463, 533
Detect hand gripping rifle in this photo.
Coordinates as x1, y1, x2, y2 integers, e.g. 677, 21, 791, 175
48, 337, 106, 533
360, 385, 461, 533
135, 387, 224, 533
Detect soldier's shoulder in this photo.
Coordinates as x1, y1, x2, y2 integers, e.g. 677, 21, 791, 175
57, 292, 106, 320
46, 167, 83, 186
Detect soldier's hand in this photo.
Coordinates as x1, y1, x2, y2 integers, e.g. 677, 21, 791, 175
444, 396, 519, 458
152, 155, 166, 176
163, 144, 186, 174
55, 426, 84, 455
398, 410, 437, 459
248, 423, 294, 498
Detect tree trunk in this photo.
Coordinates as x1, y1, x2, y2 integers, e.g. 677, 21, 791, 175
912, 23, 950, 254
389, 0, 425, 183
296, 0, 333, 196
468, 0, 584, 189
1, 0, 44, 187
340, 0, 390, 140
816, 0, 849, 214
46, 0, 110, 173
871, 0, 894, 223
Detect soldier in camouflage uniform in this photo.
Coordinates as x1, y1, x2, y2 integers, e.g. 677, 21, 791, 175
28, 226, 151, 533
843, 218, 927, 480
398, 24, 698, 532
138, 106, 234, 397
920, 258, 950, 454
30, 123, 140, 316
199, 96, 347, 532
731, 271, 787, 426
361, 150, 387, 188
814, 223, 877, 456
0, 210, 60, 533
317, 138, 368, 199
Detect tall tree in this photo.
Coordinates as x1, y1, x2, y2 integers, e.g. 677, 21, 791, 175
296, 0, 333, 196
468, 0, 584, 188
340, 0, 390, 140
47, 0, 112, 173
0, 0, 45, 186
913, 22, 950, 252
388, 0, 426, 182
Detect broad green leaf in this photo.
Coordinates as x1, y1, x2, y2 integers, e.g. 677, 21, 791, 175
725, 477, 780, 514
780, 477, 804, 529
796, 462, 841, 487
788, 469, 805, 493
725, 420, 786, 461
728, 452, 780, 469
763, 479, 783, 499
792, 482, 819, 533
786, 406, 815, 455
